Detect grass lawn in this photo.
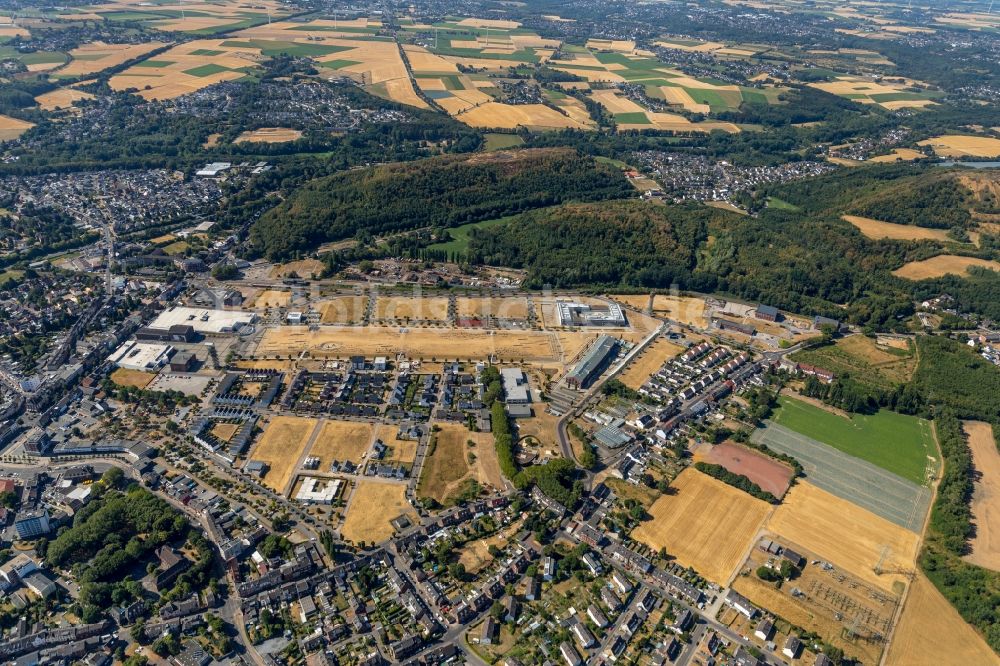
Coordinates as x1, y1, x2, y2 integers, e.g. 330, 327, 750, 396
428, 215, 517, 254
771, 396, 936, 485
767, 197, 799, 211
483, 133, 524, 151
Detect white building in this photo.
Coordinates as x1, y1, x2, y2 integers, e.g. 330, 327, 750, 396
148, 306, 256, 335
295, 477, 343, 504
557, 301, 627, 327
195, 162, 231, 177
501, 367, 530, 404
108, 341, 174, 371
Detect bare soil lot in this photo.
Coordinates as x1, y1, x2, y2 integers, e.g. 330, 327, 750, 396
375, 296, 450, 321
319, 296, 367, 324
255, 325, 593, 364
419, 423, 499, 504
234, 127, 303, 143
249, 415, 319, 492
307, 419, 374, 467
110, 367, 156, 389
341, 480, 416, 544
618, 337, 685, 389
455, 297, 529, 320
694, 441, 794, 497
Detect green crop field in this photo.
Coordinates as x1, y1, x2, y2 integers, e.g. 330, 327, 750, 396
615, 112, 650, 124
770, 396, 936, 485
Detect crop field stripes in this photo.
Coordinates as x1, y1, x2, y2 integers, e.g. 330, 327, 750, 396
752, 423, 932, 532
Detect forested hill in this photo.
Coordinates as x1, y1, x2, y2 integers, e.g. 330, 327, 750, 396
250, 148, 633, 260
466, 198, 932, 329
469, 200, 718, 289
762, 164, 974, 230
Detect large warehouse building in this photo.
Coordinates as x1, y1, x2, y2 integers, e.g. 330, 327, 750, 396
566, 335, 619, 389
147, 306, 256, 335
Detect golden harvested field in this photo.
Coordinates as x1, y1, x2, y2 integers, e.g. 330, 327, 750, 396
655, 39, 725, 52
614, 294, 709, 328
586, 38, 636, 52
455, 297, 530, 320
658, 85, 710, 113
0, 114, 34, 140
341, 480, 416, 544
917, 134, 1000, 158
110, 367, 156, 389
547, 94, 595, 127
250, 415, 319, 492
963, 421, 1000, 571
109, 40, 264, 100
253, 290, 290, 308
869, 148, 926, 162
456, 17, 520, 29
843, 215, 952, 243
59, 41, 167, 77
34, 88, 94, 111
234, 127, 302, 143
375, 296, 450, 321
618, 337, 685, 389
631, 468, 773, 585
307, 419, 374, 467
809, 76, 936, 110
256, 325, 596, 364
885, 573, 1000, 666
320, 296, 367, 324
419, 423, 499, 503
210, 422, 240, 442
591, 88, 647, 114
766, 482, 919, 591
403, 44, 459, 73
270, 258, 324, 278
372, 425, 418, 464
893, 255, 1000, 280
456, 102, 587, 130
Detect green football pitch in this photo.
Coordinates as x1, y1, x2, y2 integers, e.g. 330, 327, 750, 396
770, 396, 937, 485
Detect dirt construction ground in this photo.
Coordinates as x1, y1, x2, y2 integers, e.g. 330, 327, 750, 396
110, 368, 156, 389
617, 336, 685, 389
694, 441, 794, 498
255, 325, 599, 365
371, 424, 419, 464
418, 423, 501, 504
612, 294, 709, 328
963, 421, 1000, 571
306, 419, 374, 467
630, 468, 773, 585
249, 415, 319, 492
340, 480, 417, 544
